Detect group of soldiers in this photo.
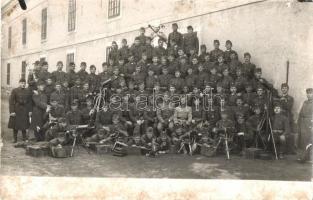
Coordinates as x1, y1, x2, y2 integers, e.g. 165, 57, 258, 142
8, 24, 312, 161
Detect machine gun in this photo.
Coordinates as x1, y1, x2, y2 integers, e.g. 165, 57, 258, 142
69, 124, 95, 157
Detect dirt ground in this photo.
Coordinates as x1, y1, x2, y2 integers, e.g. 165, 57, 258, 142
1, 98, 312, 180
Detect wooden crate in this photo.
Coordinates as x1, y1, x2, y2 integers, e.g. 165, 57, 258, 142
244, 148, 262, 159
50, 146, 71, 158
95, 144, 112, 155
26, 145, 49, 157
200, 144, 216, 157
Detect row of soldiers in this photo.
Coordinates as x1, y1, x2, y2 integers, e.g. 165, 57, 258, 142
8, 24, 312, 161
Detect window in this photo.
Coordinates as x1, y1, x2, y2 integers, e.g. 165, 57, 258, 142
108, 0, 120, 18
66, 53, 75, 71
106, 46, 112, 63
68, 0, 76, 32
8, 27, 12, 49
41, 8, 47, 40
7, 63, 11, 85
22, 19, 27, 45
21, 61, 27, 79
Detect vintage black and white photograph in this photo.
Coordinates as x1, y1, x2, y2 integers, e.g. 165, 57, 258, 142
0, 0, 312, 194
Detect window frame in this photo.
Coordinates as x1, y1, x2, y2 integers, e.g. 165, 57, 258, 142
8, 26, 12, 49
66, 52, 75, 72
21, 61, 27, 80
7, 63, 11, 85
41, 8, 48, 40
108, 0, 121, 19
68, 0, 76, 32
22, 18, 27, 45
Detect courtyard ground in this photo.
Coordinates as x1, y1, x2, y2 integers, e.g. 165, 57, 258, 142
0, 98, 311, 180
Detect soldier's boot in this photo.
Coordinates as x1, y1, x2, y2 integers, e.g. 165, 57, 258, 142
13, 130, 18, 143
22, 130, 28, 141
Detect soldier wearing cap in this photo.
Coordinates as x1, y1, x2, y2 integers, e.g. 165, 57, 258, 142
136, 27, 149, 47
153, 38, 167, 58
30, 80, 49, 141
168, 23, 183, 48
242, 81, 256, 109
130, 37, 141, 62
140, 126, 159, 157
159, 67, 173, 92
271, 103, 289, 159
50, 82, 67, 107
77, 62, 89, 84
51, 61, 67, 84
170, 70, 184, 93
38, 61, 51, 82
185, 67, 196, 91
183, 26, 199, 56
140, 37, 154, 63
209, 40, 224, 62
252, 85, 268, 113
8, 78, 33, 143
234, 66, 247, 93
118, 39, 130, 63
66, 101, 83, 126
297, 88, 313, 162
108, 41, 119, 66
213, 110, 236, 136
223, 40, 238, 64
206, 66, 221, 91
46, 117, 71, 147
88, 65, 100, 94
242, 52, 256, 80
67, 62, 77, 88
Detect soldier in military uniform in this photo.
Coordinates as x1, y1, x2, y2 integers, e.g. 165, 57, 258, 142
118, 39, 130, 63
37, 61, 51, 82
223, 40, 238, 64
271, 103, 290, 159
156, 92, 175, 135
88, 65, 100, 94
168, 23, 183, 48
130, 38, 142, 62
8, 78, 33, 143
297, 88, 313, 162
198, 45, 208, 64
159, 67, 173, 92
69, 78, 84, 107
242, 52, 256, 80
44, 77, 55, 104
183, 26, 199, 56
66, 102, 84, 126
170, 70, 184, 93
213, 111, 236, 140
30, 81, 49, 142
246, 106, 265, 148
136, 27, 149, 47
153, 38, 167, 58
209, 40, 224, 62
51, 61, 67, 84
67, 62, 77, 88
77, 62, 89, 84
108, 41, 119, 66
50, 82, 67, 108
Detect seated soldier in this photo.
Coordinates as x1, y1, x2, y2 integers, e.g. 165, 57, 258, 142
214, 55, 228, 76
172, 96, 193, 154
129, 96, 146, 137
156, 92, 175, 136
69, 78, 83, 106
42, 96, 65, 132
234, 67, 246, 93
212, 111, 236, 140
170, 70, 184, 93
46, 118, 71, 147
81, 97, 95, 126
85, 105, 112, 144
219, 67, 234, 93
228, 84, 240, 107
246, 106, 266, 148
242, 81, 257, 111
159, 67, 173, 92
234, 114, 253, 155
271, 103, 290, 159
156, 129, 171, 153
99, 114, 128, 145
149, 55, 162, 76
145, 68, 159, 93
66, 102, 83, 126
206, 66, 221, 91
144, 97, 158, 135
229, 52, 242, 79
232, 97, 250, 120
203, 98, 220, 134
141, 127, 159, 157
50, 82, 67, 108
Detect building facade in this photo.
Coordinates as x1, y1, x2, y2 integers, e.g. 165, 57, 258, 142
1, 0, 313, 118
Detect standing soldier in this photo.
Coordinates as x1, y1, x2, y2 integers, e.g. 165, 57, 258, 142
67, 62, 77, 88
242, 52, 256, 80
77, 62, 89, 84
168, 23, 183, 48
130, 38, 141, 62
88, 65, 100, 94
118, 39, 130, 63
44, 77, 55, 104
223, 40, 238, 64
8, 78, 33, 143
51, 61, 67, 84
98, 62, 112, 88
209, 40, 224, 62
38, 61, 51, 82
30, 81, 49, 142
136, 27, 149, 46
50, 82, 67, 108
183, 26, 199, 56
297, 88, 313, 162
153, 39, 167, 58
109, 41, 119, 66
